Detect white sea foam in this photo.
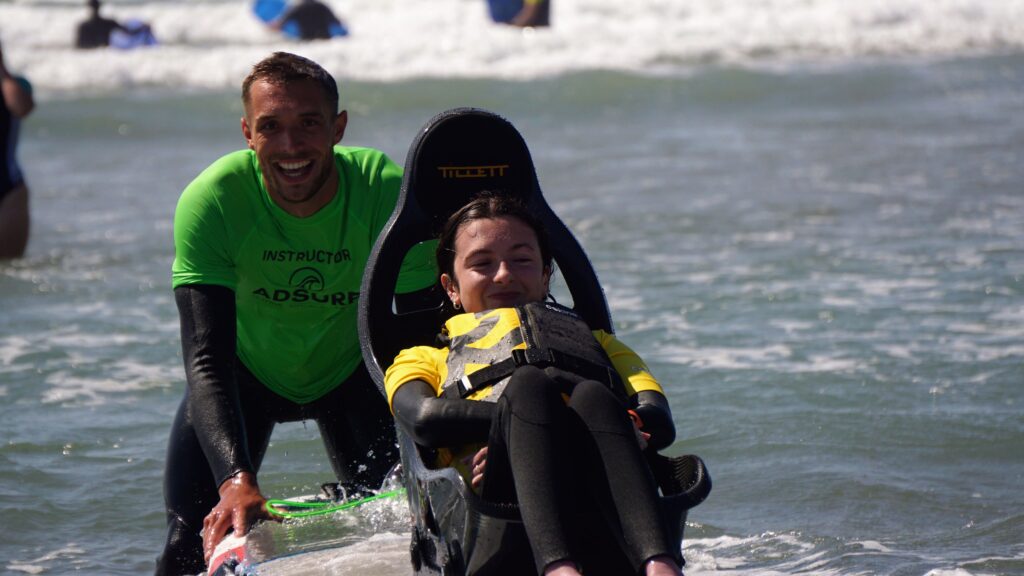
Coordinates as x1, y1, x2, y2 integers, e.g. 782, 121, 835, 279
683, 532, 836, 575
991, 305, 1024, 323
5, 544, 86, 575
258, 532, 410, 575
855, 539, 894, 552
1, 0, 1023, 94
39, 358, 176, 405
768, 319, 817, 334
654, 343, 794, 370
0, 335, 33, 366
850, 276, 941, 297
731, 229, 796, 244
821, 296, 860, 308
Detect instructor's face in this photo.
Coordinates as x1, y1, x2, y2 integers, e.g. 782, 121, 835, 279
242, 79, 347, 217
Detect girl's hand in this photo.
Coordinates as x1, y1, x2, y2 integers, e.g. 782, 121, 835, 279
470, 446, 488, 490
628, 410, 651, 451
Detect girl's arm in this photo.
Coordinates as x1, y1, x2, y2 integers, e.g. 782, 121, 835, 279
631, 390, 676, 451
391, 379, 496, 447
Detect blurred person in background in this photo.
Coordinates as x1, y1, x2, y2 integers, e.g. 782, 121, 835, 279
76, 0, 155, 49
488, 0, 550, 27
0, 38, 35, 260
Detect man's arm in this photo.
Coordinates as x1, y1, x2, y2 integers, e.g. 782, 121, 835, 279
175, 284, 253, 482
175, 284, 270, 560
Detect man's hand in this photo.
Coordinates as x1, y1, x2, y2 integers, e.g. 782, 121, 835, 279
201, 471, 269, 563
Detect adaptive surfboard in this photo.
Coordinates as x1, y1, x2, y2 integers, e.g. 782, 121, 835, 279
204, 478, 405, 575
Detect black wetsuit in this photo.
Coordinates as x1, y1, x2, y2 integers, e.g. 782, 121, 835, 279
281, 0, 342, 40
155, 285, 399, 576
75, 15, 121, 48
392, 367, 679, 575
1, 88, 25, 202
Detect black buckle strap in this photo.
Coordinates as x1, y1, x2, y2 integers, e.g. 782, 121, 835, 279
452, 347, 614, 399
455, 348, 553, 398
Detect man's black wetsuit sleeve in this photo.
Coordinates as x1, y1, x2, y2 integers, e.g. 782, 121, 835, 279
390, 380, 495, 448
631, 390, 676, 451
175, 284, 253, 486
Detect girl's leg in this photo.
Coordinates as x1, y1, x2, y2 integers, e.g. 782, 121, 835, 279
569, 380, 681, 572
482, 365, 579, 574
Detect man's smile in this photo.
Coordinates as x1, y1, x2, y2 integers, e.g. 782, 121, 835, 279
276, 159, 314, 182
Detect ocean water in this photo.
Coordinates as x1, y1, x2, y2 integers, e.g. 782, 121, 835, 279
1, 0, 1023, 574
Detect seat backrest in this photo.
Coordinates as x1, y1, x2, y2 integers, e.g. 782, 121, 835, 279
359, 108, 613, 392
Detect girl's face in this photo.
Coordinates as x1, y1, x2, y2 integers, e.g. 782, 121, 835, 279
441, 216, 550, 313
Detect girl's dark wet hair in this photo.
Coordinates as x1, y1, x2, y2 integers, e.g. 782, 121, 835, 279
436, 192, 553, 284
242, 51, 340, 115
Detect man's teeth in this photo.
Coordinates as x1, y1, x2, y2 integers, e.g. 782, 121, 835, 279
279, 160, 311, 170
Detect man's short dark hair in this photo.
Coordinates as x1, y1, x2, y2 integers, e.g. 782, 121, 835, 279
242, 52, 339, 115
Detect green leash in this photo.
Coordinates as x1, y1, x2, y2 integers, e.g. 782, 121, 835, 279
265, 488, 406, 519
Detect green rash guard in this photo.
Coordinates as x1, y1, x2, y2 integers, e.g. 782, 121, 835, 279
172, 146, 436, 403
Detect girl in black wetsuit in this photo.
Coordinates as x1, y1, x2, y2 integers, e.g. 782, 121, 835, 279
385, 194, 684, 576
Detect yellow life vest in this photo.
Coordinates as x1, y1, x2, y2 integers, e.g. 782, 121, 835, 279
440, 302, 624, 402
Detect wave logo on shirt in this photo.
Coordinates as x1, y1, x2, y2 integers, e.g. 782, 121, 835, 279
251, 266, 360, 306
290, 267, 325, 291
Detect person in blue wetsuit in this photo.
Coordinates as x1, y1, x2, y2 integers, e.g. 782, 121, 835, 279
0, 39, 35, 260
386, 193, 684, 576
273, 0, 348, 40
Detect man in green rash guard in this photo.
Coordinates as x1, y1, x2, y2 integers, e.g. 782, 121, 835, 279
156, 52, 436, 575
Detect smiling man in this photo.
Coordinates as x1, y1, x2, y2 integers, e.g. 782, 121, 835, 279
157, 52, 435, 575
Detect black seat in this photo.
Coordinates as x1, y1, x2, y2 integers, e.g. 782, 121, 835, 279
358, 108, 709, 575
359, 107, 612, 386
